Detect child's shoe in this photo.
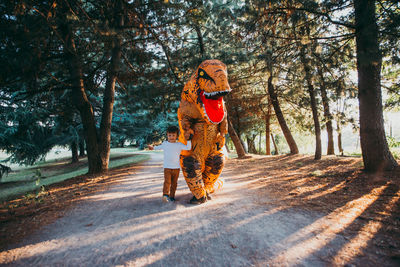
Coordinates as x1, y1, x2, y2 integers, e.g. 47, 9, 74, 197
169, 197, 176, 202
189, 195, 207, 205
162, 195, 170, 203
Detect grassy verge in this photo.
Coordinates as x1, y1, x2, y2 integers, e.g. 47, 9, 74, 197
0, 150, 150, 201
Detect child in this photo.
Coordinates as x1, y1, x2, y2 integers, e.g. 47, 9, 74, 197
148, 126, 192, 202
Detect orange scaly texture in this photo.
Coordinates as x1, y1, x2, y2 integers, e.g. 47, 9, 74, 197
178, 60, 231, 199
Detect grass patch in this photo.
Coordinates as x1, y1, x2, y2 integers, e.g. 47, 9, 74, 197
345, 152, 362, 157
0, 150, 149, 201
228, 152, 237, 159
1, 148, 142, 184
391, 147, 400, 160
310, 170, 324, 177
296, 162, 305, 167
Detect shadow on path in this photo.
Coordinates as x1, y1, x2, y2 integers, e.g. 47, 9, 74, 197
1, 153, 398, 266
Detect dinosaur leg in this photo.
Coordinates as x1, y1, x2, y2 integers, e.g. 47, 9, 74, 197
180, 153, 206, 199
203, 150, 225, 194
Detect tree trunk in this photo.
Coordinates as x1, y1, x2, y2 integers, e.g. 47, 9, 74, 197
227, 118, 247, 158
0, 163, 11, 180
246, 134, 257, 154
119, 139, 125, 148
240, 137, 248, 153
71, 142, 79, 163
225, 143, 230, 153
354, 0, 398, 171
59, 10, 103, 174
246, 136, 251, 153
267, 76, 299, 154
317, 67, 335, 155
99, 1, 123, 170
271, 134, 279, 155
308, 83, 322, 160
299, 45, 322, 160
265, 101, 272, 155
337, 122, 344, 156
194, 23, 205, 60
79, 139, 85, 157
231, 106, 246, 153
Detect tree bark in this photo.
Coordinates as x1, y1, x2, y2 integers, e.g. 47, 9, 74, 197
240, 138, 248, 153
227, 118, 247, 158
354, 0, 398, 171
231, 112, 248, 153
271, 134, 279, 155
317, 67, 335, 155
246, 134, 257, 154
99, 1, 124, 170
71, 142, 79, 163
0, 164, 11, 180
59, 10, 103, 174
79, 139, 85, 157
267, 75, 299, 154
194, 23, 205, 60
337, 122, 344, 156
265, 101, 272, 155
299, 46, 322, 160
225, 143, 231, 153
119, 139, 125, 148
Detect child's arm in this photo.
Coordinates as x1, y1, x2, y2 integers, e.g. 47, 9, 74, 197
148, 142, 164, 150
153, 142, 164, 150
180, 131, 192, 150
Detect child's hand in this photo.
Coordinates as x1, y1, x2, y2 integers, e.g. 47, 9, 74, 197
147, 144, 154, 150
184, 129, 194, 140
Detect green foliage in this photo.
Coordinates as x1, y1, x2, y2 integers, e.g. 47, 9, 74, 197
0, 0, 398, 165
0, 104, 54, 165
391, 149, 400, 160
34, 169, 42, 186
387, 136, 400, 148
383, 64, 400, 111
0, 92, 81, 165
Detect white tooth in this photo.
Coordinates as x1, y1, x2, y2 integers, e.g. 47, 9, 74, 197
204, 90, 231, 97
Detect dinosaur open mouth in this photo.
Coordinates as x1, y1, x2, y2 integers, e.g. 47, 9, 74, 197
200, 91, 229, 124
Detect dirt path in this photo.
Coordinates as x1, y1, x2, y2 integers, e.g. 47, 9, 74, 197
0, 153, 394, 266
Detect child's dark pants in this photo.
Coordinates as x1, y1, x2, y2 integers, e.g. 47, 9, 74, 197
163, 168, 180, 198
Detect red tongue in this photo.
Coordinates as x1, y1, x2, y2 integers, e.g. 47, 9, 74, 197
200, 92, 224, 123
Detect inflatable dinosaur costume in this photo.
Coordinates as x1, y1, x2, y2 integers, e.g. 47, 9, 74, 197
178, 59, 231, 203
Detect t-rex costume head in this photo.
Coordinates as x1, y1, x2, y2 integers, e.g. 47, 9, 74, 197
178, 59, 231, 201
181, 60, 231, 125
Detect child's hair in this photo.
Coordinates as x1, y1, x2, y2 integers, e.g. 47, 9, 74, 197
166, 125, 179, 135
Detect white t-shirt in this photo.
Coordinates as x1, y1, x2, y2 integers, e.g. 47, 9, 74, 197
154, 141, 192, 169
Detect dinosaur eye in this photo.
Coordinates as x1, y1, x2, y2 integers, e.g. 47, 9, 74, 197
198, 68, 211, 79
197, 68, 216, 85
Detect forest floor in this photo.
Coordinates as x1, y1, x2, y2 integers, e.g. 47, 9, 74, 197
0, 152, 399, 266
